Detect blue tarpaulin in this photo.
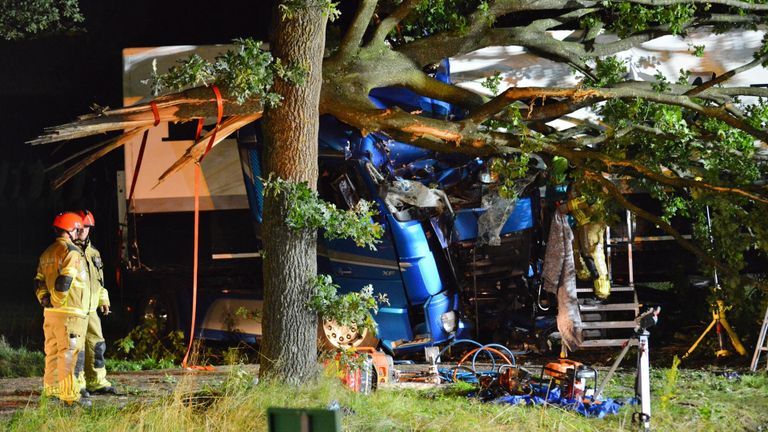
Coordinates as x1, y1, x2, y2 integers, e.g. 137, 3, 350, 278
492, 384, 633, 418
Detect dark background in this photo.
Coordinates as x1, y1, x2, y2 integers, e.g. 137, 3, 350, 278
0, 0, 275, 347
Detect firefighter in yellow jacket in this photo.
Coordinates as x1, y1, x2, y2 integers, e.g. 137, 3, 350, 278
34, 212, 91, 406
74, 210, 116, 395
565, 193, 611, 300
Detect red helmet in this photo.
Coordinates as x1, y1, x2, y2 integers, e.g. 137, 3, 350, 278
53, 212, 83, 232
77, 209, 95, 227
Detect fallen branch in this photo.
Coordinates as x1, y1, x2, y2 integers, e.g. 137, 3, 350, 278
156, 114, 262, 186
586, 170, 768, 299
52, 127, 148, 190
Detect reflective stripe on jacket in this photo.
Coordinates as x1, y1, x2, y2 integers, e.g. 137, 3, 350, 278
83, 241, 109, 311
34, 236, 90, 317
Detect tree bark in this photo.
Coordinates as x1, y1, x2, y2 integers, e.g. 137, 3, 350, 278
259, 1, 327, 384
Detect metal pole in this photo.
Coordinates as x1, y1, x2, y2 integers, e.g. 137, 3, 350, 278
606, 225, 613, 282
595, 338, 633, 400
750, 306, 768, 371
705, 206, 719, 287
637, 330, 652, 431
625, 209, 634, 287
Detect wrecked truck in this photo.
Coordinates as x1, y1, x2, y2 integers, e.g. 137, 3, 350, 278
119, 48, 548, 355
236, 115, 542, 354
233, 63, 546, 354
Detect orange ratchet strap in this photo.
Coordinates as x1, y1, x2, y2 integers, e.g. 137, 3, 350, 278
181, 85, 223, 371
127, 100, 161, 206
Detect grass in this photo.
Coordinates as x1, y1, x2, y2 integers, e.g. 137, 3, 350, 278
3, 365, 767, 431
0, 338, 176, 378
105, 358, 177, 372
0, 336, 44, 378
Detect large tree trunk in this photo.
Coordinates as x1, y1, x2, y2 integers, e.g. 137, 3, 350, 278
259, 1, 327, 384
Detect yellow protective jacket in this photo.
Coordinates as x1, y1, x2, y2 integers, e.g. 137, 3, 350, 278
82, 240, 109, 311
34, 236, 91, 317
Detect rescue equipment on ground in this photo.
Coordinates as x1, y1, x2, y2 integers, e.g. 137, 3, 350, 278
682, 207, 746, 360
389, 339, 627, 419
541, 358, 597, 400
326, 347, 394, 394
595, 306, 660, 431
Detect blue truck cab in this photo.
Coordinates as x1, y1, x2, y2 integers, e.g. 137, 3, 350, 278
235, 69, 539, 354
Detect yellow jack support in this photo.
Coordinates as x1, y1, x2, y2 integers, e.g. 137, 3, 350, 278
682, 299, 747, 360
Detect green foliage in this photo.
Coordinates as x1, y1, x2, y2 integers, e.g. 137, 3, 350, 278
491, 154, 530, 199
755, 33, 768, 66
0, 0, 83, 40
222, 347, 247, 366
234, 306, 259, 321
320, 346, 370, 372
397, 0, 485, 42
585, 2, 697, 37
480, 71, 503, 96
651, 71, 671, 93
659, 355, 680, 408
279, 0, 340, 22
582, 56, 627, 88
146, 38, 307, 106
690, 45, 706, 57
0, 336, 44, 378
589, 75, 768, 291
262, 175, 383, 249
114, 317, 186, 363
307, 274, 388, 335
105, 357, 176, 372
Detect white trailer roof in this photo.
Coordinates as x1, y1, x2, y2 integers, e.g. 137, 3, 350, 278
122, 45, 247, 213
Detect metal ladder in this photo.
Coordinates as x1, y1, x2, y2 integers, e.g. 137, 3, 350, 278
750, 305, 768, 371
578, 209, 640, 348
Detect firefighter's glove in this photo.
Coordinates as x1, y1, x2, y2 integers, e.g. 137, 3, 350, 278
41, 294, 52, 308
99, 304, 111, 316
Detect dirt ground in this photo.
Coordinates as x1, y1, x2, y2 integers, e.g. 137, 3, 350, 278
0, 364, 261, 418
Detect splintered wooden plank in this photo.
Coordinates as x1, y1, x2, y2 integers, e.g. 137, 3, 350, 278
579, 303, 639, 312
581, 321, 637, 329
579, 339, 638, 348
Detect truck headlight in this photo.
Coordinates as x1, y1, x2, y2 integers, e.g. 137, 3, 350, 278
441, 311, 457, 333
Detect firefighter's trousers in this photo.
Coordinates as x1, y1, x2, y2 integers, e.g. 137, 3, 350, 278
43, 311, 87, 403
574, 222, 611, 299
75, 311, 112, 392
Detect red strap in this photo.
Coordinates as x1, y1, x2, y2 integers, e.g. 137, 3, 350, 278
181, 86, 223, 371
200, 85, 224, 161
127, 131, 148, 207
195, 117, 204, 143
150, 100, 161, 126
127, 101, 162, 207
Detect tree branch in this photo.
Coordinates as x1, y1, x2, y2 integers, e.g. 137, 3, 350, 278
370, 0, 421, 45
337, 0, 378, 59
466, 85, 768, 142
623, 0, 768, 10
155, 114, 262, 186
566, 145, 768, 204
587, 170, 767, 294
51, 127, 148, 190
685, 54, 768, 96
405, 72, 486, 109
583, 170, 740, 277
28, 87, 264, 145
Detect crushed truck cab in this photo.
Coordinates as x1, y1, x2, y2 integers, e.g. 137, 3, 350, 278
237, 78, 539, 354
